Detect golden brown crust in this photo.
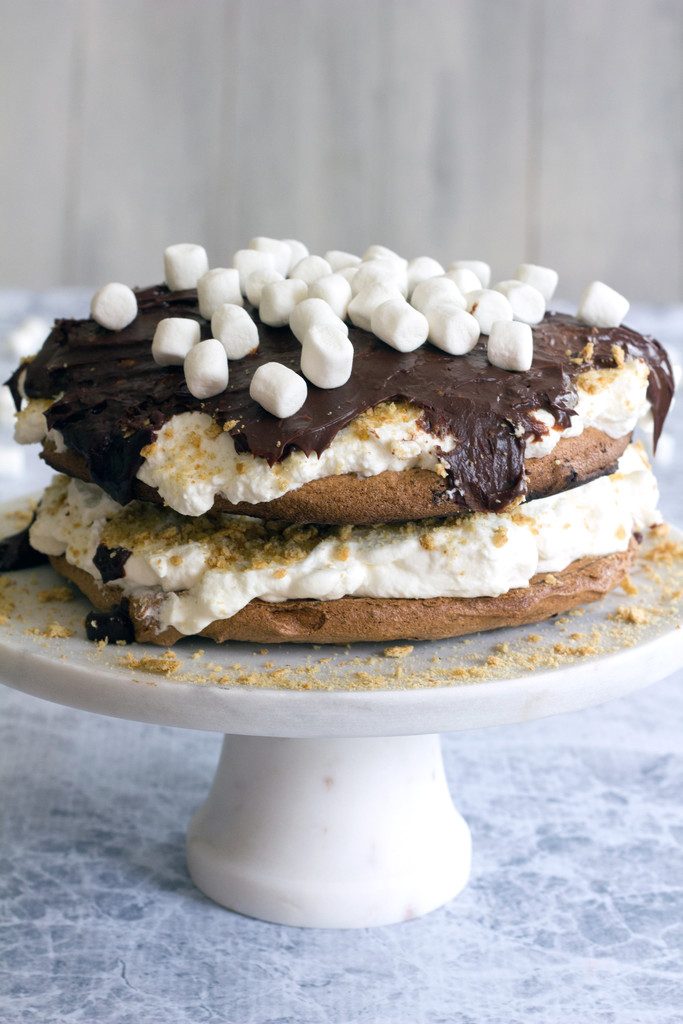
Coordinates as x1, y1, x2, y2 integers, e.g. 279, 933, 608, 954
50, 543, 635, 646
42, 428, 630, 525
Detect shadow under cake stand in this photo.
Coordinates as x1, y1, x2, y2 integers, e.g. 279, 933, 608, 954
1, 508, 681, 928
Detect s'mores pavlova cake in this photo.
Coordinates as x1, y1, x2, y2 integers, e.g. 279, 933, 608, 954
5, 239, 675, 646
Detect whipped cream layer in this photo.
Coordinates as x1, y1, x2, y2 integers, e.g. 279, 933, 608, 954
17, 360, 650, 518
31, 443, 659, 636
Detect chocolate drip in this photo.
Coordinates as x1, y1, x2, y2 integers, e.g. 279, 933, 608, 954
7, 286, 674, 512
85, 606, 134, 644
93, 544, 132, 583
0, 522, 48, 571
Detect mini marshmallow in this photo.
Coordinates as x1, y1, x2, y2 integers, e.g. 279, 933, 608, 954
370, 298, 428, 353
325, 250, 361, 271
362, 245, 408, 271
347, 282, 403, 331
259, 279, 308, 327
487, 321, 533, 372
289, 298, 349, 343
494, 280, 545, 325
427, 303, 480, 355
467, 289, 513, 334
445, 267, 482, 295
197, 268, 243, 318
578, 281, 630, 328
282, 239, 309, 273
249, 237, 292, 276
250, 362, 307, 418
410, 276, 465, 315
447, 260, 491, 288
211, 304, 259, 359
289, 255, 333, 286
164, 243, 209, 291
301, 324, 354, 388
90, 283, 138, 331
406, 257, 445, 297
6, 316, 51, 359
245, 268, 284, 306
307, 274, 353, 320
183, 338, 229, 399
515, 263, 558, 302
232, 250, 275, 293
351, 259, 408, 297
152, 317, 201, 366
337, 266, 358, 286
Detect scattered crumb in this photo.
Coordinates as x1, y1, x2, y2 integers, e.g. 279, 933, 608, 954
384, 645, 414, 658
37, 586, 74, 604
191, 648, 205, 660
28, 621, 74, 639
621, 576, 638, 596
119, 650, 181, 676
611, 605, 652, 626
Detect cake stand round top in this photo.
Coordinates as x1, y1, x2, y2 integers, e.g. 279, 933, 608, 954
1, 498, 681, 738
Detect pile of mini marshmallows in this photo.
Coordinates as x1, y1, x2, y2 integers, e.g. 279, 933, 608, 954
89, 239, 631, 420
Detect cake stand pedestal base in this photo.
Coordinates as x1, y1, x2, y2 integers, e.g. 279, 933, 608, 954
186, 733, 471, 928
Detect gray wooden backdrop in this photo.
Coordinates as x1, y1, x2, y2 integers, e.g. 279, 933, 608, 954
1, 0, 681, 301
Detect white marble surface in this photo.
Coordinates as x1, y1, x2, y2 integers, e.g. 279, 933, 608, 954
1, 293, 682, 1022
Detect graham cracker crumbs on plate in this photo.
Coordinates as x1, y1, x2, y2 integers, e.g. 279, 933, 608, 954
119, 650, 181, 676
611, 605, 652, 626
384, 645, 414, 659
553, 641, 599, 657
644, 536, 683, 565
621, 576, 638, 596
526, 634, 541, 643
37, 586, 74, 604
28, 621, 74, 639
191, 648, 205, 660
0, 576, 15, 619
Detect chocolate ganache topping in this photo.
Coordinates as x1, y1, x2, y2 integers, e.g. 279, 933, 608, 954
7, 285, 674, 512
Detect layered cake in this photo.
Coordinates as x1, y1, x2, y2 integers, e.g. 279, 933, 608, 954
5, 240, 675, 645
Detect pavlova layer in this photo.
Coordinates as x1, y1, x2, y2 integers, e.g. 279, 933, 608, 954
134, 360, 649, 515
31, 443, 658, 636
15, 358, 649, 517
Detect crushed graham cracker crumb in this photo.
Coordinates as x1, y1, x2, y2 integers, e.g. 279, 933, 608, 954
119, 651, 181, 676
37, 586, 74, 604
384, 645, 414, 659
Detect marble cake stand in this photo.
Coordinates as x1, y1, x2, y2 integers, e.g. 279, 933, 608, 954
1, 516, 682, 928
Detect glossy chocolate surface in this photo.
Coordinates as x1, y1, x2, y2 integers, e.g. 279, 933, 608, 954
7, 285, 674, 512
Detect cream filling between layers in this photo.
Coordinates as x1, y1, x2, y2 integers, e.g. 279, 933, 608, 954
18, 360, 650, 517
30, 443, 659, 636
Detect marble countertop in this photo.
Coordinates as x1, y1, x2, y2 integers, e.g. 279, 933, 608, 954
1, 293, 682, 1024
